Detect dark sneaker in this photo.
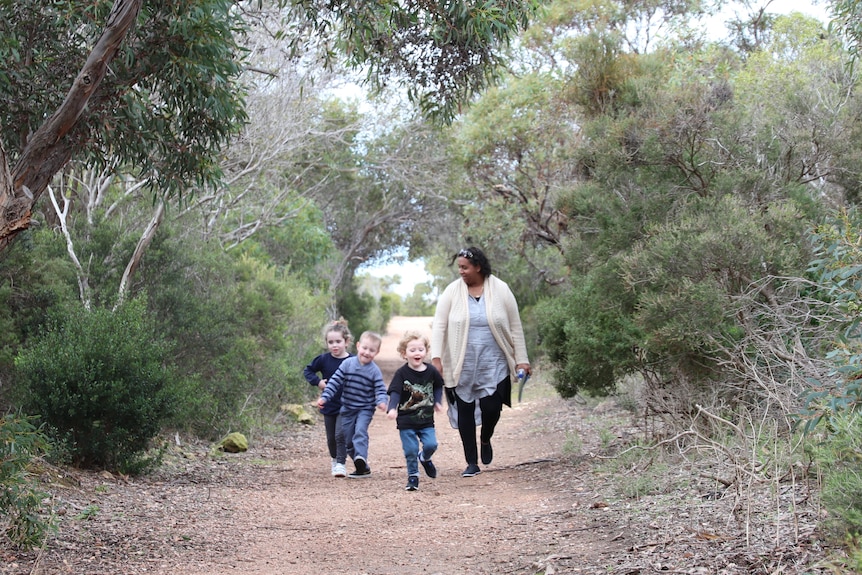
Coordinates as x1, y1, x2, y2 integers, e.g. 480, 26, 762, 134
461, 464, 481, 477
405, 476, 419, 491
349, 458, 371, 478
419, 452, 438, 478
481, 441, 493, 465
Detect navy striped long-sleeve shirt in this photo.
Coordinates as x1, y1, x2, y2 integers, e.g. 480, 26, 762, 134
320, 356, 387, 411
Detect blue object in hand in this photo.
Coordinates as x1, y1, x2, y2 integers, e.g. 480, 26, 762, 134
517, 369, 530, 402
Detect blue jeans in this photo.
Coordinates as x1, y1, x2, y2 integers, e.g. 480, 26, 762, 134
341, 406, 375, 462
399, 427, 438, 477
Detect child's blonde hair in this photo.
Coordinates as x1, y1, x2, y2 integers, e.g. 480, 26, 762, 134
359, 330, 382, 350
323, 317, 352, 343
397, 330, 429, 357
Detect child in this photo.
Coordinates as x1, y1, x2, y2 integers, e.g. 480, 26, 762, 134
318, 331, 388, 478
387, 331, 444, 491
304, 319, 353, 477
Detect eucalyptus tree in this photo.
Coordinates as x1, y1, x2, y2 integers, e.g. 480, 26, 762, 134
320, 114, 457, 309
0, 0, 542, 256
0, 0, 248, 252
499, 6, 859, 409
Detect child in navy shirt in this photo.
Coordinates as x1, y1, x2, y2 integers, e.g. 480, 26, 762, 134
304, 320, 353, 477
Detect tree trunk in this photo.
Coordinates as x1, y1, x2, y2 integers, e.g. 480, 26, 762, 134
0, 0, 142, 253
116, 200, 165, 309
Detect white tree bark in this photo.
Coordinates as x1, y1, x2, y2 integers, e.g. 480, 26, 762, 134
48, 185, 91, 309
116, 200, 165, 309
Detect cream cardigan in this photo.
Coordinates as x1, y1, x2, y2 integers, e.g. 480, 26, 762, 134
431, 274, 529, 389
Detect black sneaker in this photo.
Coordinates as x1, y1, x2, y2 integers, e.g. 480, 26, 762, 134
349, 458, 371, 478
405, 476, 419, 491
461, 464, 481, 477
419, 452, 438, 478
481, 441, 493, 465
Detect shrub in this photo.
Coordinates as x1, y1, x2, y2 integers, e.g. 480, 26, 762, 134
15, 299, 175, 473
535, 269, 640, 397
0, 414, 54, 549
800, 210, 862, 431
811, 411, 862, 538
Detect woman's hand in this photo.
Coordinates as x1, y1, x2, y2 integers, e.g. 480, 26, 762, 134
517, 363, 532, 377
387, 409, 397, 420
318, 379, 327, 390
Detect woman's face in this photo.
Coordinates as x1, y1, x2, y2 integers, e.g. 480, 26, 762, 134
457, 256, 483, 286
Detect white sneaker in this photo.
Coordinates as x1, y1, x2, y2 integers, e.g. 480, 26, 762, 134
332, 463, 347, 477
330, 459, 338, 476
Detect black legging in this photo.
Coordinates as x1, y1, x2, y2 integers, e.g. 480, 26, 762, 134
455, 377, 507, 465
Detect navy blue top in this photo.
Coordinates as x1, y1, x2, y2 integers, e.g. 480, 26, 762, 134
304, 352, 352, 416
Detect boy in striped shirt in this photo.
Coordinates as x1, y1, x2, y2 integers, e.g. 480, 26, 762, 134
318, 331, 388, 478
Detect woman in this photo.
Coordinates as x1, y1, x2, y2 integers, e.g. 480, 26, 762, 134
431, 247, 531, 477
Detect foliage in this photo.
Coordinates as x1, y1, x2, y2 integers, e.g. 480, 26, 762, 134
0, 0, 248, 195
801, 209, 862, 431
139, 233, 326, 438
317, 111, 460, 301
401, 283, 436, 316
1, 192, 331, 441
0, 230, 80, 409
15, 299, 175, 473
452, 71, 576, 288
621, 195, 811, 371
535, 266, 640, 397
337, 281, 377, 339
505, 13, 838, 403
833, 0, 862, 63
810, 411, 862, 539
286, 0, 543, 122
0, 414, 54, 549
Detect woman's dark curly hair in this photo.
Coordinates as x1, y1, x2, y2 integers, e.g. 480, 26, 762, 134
451, 246, 493, 278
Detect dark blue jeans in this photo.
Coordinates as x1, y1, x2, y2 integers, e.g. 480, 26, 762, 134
323, 412, 347, 464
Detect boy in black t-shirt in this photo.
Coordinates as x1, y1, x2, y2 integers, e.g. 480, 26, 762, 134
387, 330, 445, 491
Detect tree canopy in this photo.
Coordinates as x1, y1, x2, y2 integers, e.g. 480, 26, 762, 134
0, 0, 540, 253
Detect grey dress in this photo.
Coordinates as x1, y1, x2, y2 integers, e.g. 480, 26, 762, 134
456, 296, 509, 403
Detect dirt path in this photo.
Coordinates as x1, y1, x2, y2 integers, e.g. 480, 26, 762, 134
3, 316, 624, 575
169, 316, 616, 575
3, 316, 834, 574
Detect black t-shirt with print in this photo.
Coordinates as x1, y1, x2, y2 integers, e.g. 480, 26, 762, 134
387, 363, 444, 430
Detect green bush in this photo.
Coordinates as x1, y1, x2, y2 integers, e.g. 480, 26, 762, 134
811, 411, 862, 538
15, 299, 175, 473
801, 210, 862, 431
535, 268, 640, 397
132, 232, 327, 439
0, 414, 54, 549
